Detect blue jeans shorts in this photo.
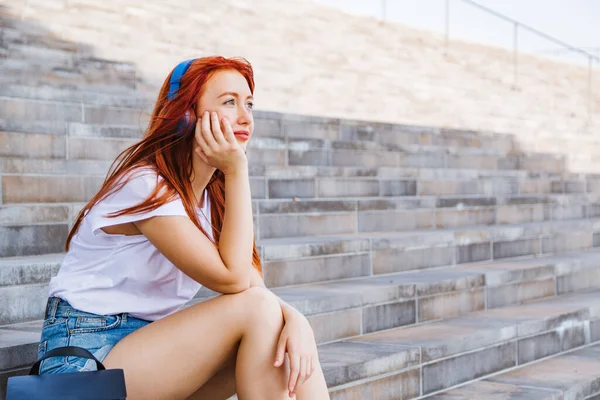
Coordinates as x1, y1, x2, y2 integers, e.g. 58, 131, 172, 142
37, 296, 152, 374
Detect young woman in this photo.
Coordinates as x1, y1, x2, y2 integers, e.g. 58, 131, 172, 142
37, 56, 330, 399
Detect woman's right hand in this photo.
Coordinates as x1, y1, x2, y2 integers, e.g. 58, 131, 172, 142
194, 111, 248, 175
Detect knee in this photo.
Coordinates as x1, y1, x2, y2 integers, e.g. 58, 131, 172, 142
239, 287, 283, 329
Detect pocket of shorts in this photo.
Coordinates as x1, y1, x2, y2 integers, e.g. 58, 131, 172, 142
70, 315, 121, 334
37, 340, 47, 361
42, 316, 67, 328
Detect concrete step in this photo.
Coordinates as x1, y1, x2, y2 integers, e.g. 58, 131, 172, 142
1, 40, 139, 86
426, 344, 600, 399
2, 194, 600, 255
257, 201, 600, 241
3, 43, 79, 64
0, 110, 565, 173
0, 61, 139, 90
2, 192, 600, 256
2, 283, 600, 399
1, 22, 84, 54
339, 124, 515, 155
0, 99, 149, 126
0, 151, 576, 183
258, 194, 600, 240
258, 217, 600, 286
2, 192, 597, 225
3, 235, 600, 327
2, 159, 594, 204
1, 104, 516, 156
195, 248, 600, 342
232, 113, 515, 155
322, 290, 600, 398
0, 84, 154, 109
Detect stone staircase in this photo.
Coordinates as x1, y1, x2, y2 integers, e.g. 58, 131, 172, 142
4, 0, 600, 175
3, 13, 600, 400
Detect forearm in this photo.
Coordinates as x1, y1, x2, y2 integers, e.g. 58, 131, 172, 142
219, 167, 254, 284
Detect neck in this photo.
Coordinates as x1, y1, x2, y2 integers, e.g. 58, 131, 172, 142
191, 153, 217, 206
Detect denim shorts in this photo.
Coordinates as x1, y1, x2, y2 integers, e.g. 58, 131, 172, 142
37, 296, 152, 374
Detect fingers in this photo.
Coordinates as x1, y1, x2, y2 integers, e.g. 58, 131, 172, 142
210, 111, 228, 146
304, 357, 312, 382
194, 118, 211, 161
299, 357, 308, 385
288, 355, 300, 396
221, 116, 237, 144
200, 111, 218, 151
290, 355, 313, 397
274, 335, 287, 367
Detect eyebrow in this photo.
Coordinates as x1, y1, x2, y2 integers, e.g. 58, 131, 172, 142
218, 92, 254, 100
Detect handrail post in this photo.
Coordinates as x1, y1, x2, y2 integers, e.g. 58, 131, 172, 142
513, 22, 519, 89
444, 0, 450, 55
589, 55, 593, 121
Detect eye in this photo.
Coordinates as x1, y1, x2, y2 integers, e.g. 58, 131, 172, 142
224, 99, 234, 105
247, 102, 254, 110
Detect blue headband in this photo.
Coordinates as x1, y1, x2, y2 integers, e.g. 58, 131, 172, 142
168, 59, 196, 100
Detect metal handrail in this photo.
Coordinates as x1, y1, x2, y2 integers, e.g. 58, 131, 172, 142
442, 0, 597, 118
457, 0, 600, 62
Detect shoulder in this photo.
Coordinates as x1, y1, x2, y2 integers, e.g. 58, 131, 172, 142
113, 166, 165, 199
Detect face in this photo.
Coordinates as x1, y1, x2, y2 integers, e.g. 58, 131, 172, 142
195, 69, 254, 151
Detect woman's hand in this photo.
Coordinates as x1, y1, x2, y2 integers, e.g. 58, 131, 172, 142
274, 310, 318, 398
194, 111, 247, 175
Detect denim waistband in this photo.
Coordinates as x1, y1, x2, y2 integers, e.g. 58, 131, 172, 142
45, 296, 130, 323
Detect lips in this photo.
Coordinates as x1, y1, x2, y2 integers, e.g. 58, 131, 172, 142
234, 131, 250, 140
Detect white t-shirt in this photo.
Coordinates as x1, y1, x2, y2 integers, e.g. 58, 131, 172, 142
48, 166, 212, 321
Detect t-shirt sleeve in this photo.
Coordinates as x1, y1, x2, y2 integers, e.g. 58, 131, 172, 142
88, 168, 188, 237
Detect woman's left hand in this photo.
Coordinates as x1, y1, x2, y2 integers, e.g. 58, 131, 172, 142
274, 310, 318, 397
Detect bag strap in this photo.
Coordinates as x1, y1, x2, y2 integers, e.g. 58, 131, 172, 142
29, 346, 106, 375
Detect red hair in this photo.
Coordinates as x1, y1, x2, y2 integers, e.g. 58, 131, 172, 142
65, 56, 262, 275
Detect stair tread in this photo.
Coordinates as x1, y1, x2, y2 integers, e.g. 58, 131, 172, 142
4, 287, 598, 393
3, 215, 600, 264
426, 344, 600, 399
204, 248, 600, 315
319, 288, 600, 391
259, 216, 600, 246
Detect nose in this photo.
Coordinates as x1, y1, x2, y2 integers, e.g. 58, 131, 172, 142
237, 104, 252, 126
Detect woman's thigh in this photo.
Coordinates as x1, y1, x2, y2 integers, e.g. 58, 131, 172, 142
186, 348, 237, 400
102, 286, 281, 400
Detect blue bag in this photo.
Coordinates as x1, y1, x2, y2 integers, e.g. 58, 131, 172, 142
6, 346, 127, 399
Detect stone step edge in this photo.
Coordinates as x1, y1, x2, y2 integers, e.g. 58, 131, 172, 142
0, 92, 150, 110
322, 289, 600, 395
2, 244, 595, 301
3, 214, 600, 267
1, 172, 590, 187
4, 246, 599, 316
3, 194, 599, 214
275, 246, 600, 289
197, 247, 600, 318
2, 192, 598, 206
3, 280, 599, 379
421, 341, 600, 399
335, 340, 600, 399
258, 215, 600, 245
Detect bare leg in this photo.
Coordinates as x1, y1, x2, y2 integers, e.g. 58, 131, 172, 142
186, 349, 237, 399
187, 333, 330, 400
103, 287, 291, 399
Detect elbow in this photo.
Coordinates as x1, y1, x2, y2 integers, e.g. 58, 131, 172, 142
219, 273, 251, 294
224, 281, 251, 294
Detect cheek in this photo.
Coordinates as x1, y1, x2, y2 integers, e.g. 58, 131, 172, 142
220, 109, 237, 119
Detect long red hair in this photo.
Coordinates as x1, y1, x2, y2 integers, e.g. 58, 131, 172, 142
65, 56, 262, 274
